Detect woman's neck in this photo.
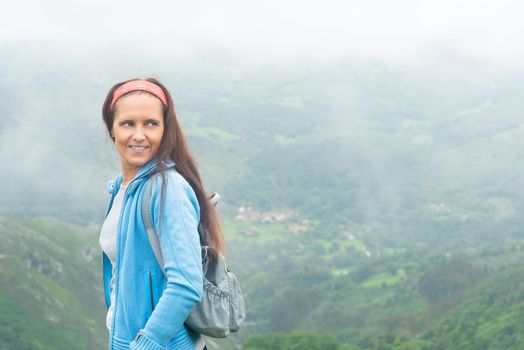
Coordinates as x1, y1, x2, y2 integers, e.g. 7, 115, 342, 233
121, 165, 140, 186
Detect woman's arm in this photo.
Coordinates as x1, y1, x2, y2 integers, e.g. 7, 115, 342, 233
131, 171, 203, 350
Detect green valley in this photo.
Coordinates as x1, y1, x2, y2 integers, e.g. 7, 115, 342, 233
1, 47, 524, 349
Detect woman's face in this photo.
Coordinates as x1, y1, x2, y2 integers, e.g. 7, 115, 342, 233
112, 93, 164, 179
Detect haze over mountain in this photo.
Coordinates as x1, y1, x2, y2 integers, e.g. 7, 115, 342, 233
1, 45, 523, 249
2, 2, 524, 346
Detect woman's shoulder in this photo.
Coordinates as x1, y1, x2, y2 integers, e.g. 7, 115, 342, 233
150, 169, 197, 202
151, 168, 190, 189
149, 169, 200, 219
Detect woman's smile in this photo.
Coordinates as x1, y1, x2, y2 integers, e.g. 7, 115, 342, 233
128, 145, 150, 153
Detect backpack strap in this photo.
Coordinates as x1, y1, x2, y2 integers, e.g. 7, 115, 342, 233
142, 172, 221, 277
142, 175, 167, 277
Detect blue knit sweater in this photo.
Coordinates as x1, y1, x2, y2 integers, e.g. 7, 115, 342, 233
102, 159, 203, 350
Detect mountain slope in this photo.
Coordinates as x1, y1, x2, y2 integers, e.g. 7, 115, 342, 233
0, 217, 106, 350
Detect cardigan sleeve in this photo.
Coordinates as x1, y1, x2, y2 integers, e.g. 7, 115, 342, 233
130, 171, 203, 350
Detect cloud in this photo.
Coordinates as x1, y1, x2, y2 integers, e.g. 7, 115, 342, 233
1, 0, 523, 65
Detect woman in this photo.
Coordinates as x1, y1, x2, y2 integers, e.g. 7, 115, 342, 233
99, 78, 223, 350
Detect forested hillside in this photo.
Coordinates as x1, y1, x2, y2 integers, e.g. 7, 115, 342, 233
1, 46, 524, 349
0, 218, 106, 349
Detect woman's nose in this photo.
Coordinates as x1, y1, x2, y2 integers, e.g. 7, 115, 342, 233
133, 127, 146, 141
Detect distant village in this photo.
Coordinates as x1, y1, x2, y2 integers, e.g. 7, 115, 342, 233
233, 206, 373, 257
234, 206, 312, 237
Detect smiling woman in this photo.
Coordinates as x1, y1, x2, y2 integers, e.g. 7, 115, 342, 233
98, 78, 224, 350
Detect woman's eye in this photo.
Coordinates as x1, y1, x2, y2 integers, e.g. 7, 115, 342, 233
146, 121, 159, 127
120, 121, 133, 127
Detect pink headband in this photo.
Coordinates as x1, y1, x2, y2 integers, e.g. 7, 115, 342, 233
110, 80, 168, 112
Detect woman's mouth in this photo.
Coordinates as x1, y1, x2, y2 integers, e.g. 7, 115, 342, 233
129, 145, 148, 153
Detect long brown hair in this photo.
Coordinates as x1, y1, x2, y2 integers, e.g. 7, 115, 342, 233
101, 77, 225, 257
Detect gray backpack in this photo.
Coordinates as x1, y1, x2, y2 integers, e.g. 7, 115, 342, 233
142, 175, 246, 338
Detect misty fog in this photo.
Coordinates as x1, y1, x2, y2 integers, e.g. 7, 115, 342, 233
2, 2, 524, 349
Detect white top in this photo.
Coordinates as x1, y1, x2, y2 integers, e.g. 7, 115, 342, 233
99, 182, 127, 331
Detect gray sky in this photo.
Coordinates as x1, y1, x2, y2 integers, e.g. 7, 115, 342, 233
1, 0, 523, 66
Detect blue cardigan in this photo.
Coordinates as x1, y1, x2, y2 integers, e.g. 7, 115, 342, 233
102, 159, 203, 350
